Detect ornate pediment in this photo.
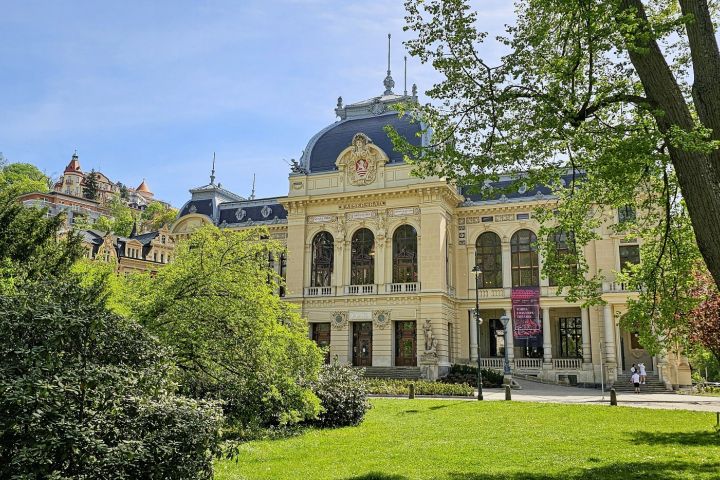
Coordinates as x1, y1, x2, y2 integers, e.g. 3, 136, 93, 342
335, 133, 389, 186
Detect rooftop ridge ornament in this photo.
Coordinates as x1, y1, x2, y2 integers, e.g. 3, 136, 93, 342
210, 152, 216, 185
383, 33, 395, 95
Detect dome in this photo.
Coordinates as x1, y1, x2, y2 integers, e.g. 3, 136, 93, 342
136, 179, 152, 194
300, 112, 423, 174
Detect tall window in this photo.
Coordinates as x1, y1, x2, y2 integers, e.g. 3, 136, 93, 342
351, 228, 375, 285
279, 253, 287, 297
475, 232, 502, 288
392, 225, 417, 283
558, 317, 582, 358
549, 230, 577, 286
511, 229, 539, 287
311, 232, 334, 287
618, 205, 636, 224
619, 244, 640, 271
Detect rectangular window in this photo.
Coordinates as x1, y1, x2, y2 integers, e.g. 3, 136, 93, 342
619, 245, 640, 270
481, 216, 494, 222
618, 205, 636, 224
516, 213, 530, 220
558, 317, 582, 358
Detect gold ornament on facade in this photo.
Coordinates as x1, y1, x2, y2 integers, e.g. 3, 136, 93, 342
335, 133, 387, 186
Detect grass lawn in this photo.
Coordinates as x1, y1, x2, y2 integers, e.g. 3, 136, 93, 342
216, 399, 720, 480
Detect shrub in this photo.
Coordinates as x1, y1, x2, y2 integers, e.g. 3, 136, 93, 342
441, 364, 504, 387
364, 379, 474, 396
311, 361, 370, 428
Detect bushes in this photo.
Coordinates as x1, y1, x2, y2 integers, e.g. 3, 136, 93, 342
364, 379, 474, 396
311, 362, 370, 428
441, 364, 504, 387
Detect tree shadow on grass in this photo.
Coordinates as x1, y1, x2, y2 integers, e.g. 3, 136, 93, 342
630, 430, 720, 446
448, 460, 720, 480
345, 474, 408, 480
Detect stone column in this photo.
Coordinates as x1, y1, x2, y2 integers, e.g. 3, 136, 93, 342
542, 307, 552, 363
581, 307, 591, 364
469, 311, 478, 361
504, 308, 514, 363
375, 237, 386, 287
603, 304, 617, 364
501, 242, 512, 290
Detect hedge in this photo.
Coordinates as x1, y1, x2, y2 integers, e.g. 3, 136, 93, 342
363, 379, 473, 396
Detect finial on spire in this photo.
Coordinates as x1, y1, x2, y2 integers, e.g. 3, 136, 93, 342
383, 33, 395, 95
404, 56, 408, 96
210, 152, 216, 185
250, 173, 256, 200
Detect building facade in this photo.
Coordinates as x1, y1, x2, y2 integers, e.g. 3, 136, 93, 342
80, 225, 175, 275
170, 82, 691, 389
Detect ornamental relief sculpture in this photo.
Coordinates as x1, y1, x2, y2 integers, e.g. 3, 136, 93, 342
335, 133, 388, 186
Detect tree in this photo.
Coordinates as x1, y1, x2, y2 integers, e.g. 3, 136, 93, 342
124, 225, 324, 431
685, 271, 720, 364
391, 0, 720, 354
0, 161, 50, 197
83, 169, 100, 200
140, 201, 178, 231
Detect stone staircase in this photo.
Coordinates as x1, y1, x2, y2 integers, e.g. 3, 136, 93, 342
361, 366, 422, 380
611, 372, 669, 393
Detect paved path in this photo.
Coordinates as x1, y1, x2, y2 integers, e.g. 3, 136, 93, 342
473, 379, 720, 412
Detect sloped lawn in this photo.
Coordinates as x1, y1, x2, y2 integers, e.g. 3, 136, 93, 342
216, 399, 720, 480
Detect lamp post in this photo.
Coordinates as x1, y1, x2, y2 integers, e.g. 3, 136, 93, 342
472, 265, 484, 401
500, 314, 512, 384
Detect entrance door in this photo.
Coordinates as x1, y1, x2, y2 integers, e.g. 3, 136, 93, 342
352, 322, 373, 366
395, 321, 417, 366
311, 322, 331, 364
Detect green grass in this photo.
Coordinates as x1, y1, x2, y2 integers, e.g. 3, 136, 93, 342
216, 399, 720, 480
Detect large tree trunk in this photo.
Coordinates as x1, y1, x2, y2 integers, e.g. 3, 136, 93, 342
620, 0, 720, 289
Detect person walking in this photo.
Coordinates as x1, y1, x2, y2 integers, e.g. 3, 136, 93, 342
631, 371, 641, 394
630, 363, 637, 374
638, 363, 647, 385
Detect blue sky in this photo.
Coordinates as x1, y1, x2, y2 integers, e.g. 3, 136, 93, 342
1, 1, 513, 207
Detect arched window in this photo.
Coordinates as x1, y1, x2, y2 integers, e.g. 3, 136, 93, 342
549, 230, 577, 286
511, 229, 539, 287
311, 232, 334, 287
351, 228, 375, 285
392, 225, 418, 283
475, 232, 502, 288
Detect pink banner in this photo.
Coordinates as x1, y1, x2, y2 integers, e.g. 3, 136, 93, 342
512, 287, 541, 339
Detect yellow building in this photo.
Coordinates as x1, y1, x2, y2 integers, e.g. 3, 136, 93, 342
171, 81, 691, 390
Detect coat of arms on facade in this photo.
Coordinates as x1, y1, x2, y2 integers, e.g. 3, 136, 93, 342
373, 310, 391, 329
335, 133, 388, 186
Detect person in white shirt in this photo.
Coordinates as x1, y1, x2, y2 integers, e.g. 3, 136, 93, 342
630, 363, 637, 374
638, 363, 647, 384
631, 372, 641, 394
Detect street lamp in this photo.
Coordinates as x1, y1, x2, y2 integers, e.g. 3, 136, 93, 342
472, 265, 484, 401
500, 314, 512, 383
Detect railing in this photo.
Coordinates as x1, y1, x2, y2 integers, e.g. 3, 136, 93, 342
385, 282, 420, 293
480, 358, 504, 369
345, 284, 377, 295
603, 281, 635, 293
552, 358, 582, 370
514, 358, 542, 369
478, 288, 506, 299
304, 286, 334, 297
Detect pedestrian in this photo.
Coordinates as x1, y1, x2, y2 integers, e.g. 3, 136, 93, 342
638, 363, 646, 385
630, 363, 636, 374
631, 371, 641, 394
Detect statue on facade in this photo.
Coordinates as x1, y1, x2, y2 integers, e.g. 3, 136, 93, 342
423, 319, 438, 353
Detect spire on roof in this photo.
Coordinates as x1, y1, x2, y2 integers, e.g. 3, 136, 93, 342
250, 173, 256, 200
210, 152, 216, 185
383, 33, 395, 95
64, 150, 82, 174
130, 220, 137, 238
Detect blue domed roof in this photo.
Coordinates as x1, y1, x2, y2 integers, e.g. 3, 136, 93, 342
301, 112, 423, 173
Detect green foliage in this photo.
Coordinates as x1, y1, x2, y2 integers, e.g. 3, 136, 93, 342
310, 362, 370, 428
363, 378, 474, 397
0, 192, 83, 292
441, 364, 504, 388
0, 160, 50, 197
126, 225, 324, 430
0, 279, 223, 480
140, 201, 178, 231
82, 169, 100, 200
